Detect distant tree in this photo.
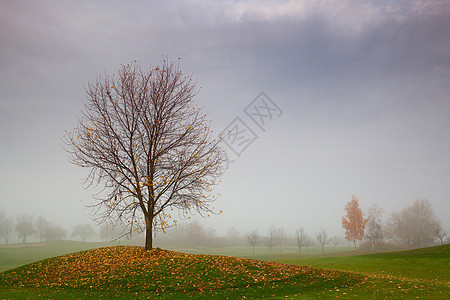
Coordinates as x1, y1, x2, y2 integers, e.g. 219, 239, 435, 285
331, 236, 339, 249
36, 216, 49, 243
16, 214, 36, 244
185, 220, 205, 241
387, 199, 438, 248
100, 224, 114, 241
0, 210, 14, 244
71, 224, 96, 242
184, 220, 216, 245
45, 224, 66, 241
247, 230, 260, 256
205, 227, 216, 240
316, 227, 331, 255
432, 221, 447, 246
342, 195, 367, 251
295, 227, 309, 256
305, 235, 315, 253
63, 60, 225, 250
227, 227, 241, 244
172, 222, 187, 240
365, 204, 384, 251
266, 226, 277, 254
34, 216, 66, 242
276, 227, 287, 253
100, 223, 128, 241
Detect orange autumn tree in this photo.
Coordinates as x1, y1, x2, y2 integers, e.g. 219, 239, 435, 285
342, 195, 367, 251
63, 59, 225, 250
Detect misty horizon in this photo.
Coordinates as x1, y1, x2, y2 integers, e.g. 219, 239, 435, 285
1, 1, 449, 246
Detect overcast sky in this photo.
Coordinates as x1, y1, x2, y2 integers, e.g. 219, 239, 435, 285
1, 0, 449, 238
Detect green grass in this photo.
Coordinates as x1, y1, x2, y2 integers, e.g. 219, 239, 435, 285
0, 243, 448, 299
269, 244, 450, 299
0, 240, 349, 272
274, 244, 450, 283
0, 240, 119, 272
165, 245, 352, 258
0, 246, 364, 299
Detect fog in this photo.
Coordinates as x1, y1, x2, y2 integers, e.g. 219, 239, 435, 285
1, 1, 449, 244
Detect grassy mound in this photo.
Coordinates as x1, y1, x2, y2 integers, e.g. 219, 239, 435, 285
382, 243, 450, 256
1, 245, 449, 299
278, 243, 450, 285
0, 246, 362, 299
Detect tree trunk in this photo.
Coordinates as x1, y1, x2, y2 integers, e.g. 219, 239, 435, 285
321, 244, 324, 255
353, 240, 356, 251
145, 219, 153, 250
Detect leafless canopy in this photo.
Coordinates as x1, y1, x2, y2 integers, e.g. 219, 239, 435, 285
433, 222, 447, 245
266, 225, 277, 254
72, 224, 96, 242
16, 214, 36, 244
365, 204, 384, 251
295, 227, 309, 256
315, 227, 331, 255
387, 199, 439, 248
0, 209, 14, 245
247, 230, 260, 256
63, 60, 225, 250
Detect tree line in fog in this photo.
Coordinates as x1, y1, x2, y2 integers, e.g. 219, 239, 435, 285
0, 211, 97, 244
1, 198, 447, 251
126, 197, 448, 254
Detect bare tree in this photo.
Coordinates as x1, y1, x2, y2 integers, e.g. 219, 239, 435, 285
433, 222, 447, 245
365, 204, 384, 251
100, 223, 128, 242
227, 227, 240, 239
35, 216, 67, 242
247, 230, 260, 256
0, 210, 14, 244
295, 227, 309, 256
276, 227, 287, 253
16, 214, 36, 244
387, 199, 439, 248
227, 227, 241, 245
36, 216, 49, 243
316, 227, 331, 255
305, 235, 315, 253
266, 226, 277, 254
63, 60, 225, 250
72, 224, 96, 242
185, 220, 208, 245
331, 236, 339, 249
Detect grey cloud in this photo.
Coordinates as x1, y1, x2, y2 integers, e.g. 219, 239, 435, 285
0, 0, 449, 236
